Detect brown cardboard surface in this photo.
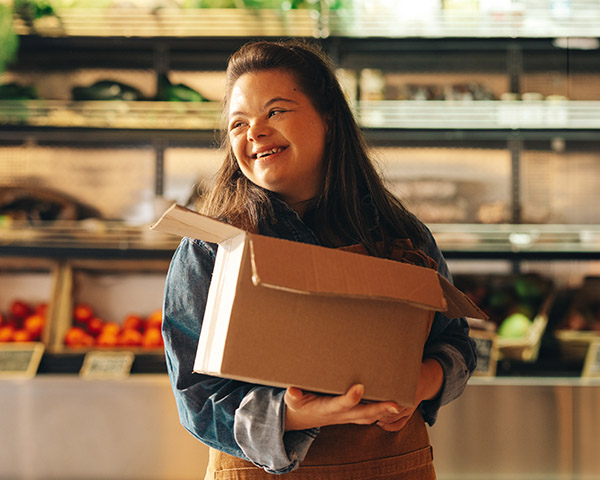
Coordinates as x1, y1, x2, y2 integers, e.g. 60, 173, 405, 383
151, 204, 241, 244
152, 203, 486, 405
209, 242, 432, 405
249, 234, 446, 310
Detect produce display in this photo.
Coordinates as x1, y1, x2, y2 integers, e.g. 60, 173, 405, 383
72, 80, 147, 102
0, 299, 48, 343
555, 278, 600, 333
70, 75, 207, 103
0, 186, 102, 222
0, 82, 38, 100
455, 273, 552, 340
393, 82, 497, 101
63, 303, 164, 349
156, 73, 207, 103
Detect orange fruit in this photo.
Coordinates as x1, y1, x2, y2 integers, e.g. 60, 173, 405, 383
73, 303, 94, 324
13, 329, 33, 343
101, 322, 121, 336
0, 325, 15, 342
118, 328, 143, 347
146, 309, 163, 329
24, 314, 45, 340
142, 327, 163, 349
64, 326, 87, 347
123, 314, 144, 332
96, 332, 119, 348
87, 317, 105, 336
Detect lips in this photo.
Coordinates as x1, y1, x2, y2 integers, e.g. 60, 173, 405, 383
252, 146, 287, 159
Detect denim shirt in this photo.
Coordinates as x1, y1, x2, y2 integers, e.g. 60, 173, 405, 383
162, 196, 476, 475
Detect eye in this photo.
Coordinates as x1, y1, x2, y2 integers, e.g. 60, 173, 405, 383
229, 120, 245, 131
268, 108, 286, 118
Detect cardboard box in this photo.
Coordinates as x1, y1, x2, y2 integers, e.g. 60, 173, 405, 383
152, 204, 485, 406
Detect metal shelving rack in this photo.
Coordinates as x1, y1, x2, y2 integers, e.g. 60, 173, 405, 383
1, 4, 599, 258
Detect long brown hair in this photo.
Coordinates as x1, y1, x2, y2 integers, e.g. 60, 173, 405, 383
201, 39, 428, 254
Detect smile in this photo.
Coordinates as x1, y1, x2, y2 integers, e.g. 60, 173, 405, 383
253, 146, 287, 159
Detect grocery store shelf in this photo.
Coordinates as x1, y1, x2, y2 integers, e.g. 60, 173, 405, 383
330, 8, 600, 39
13, 8, 321, 38
1, 221, 599, 260
0, 100, 222, 131
431, 223, 600, 259
12, 6, 600, 39
0, 220, 179, 259
1, 100, 599, 134
356, 101, 600, 130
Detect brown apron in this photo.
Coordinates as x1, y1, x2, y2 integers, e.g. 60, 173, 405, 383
205, 410, 435, 479
205, 240, 438, 479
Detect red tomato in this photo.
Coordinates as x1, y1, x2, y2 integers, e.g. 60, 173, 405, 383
0, 325, 15, 342
123, 314, 145, 332
87, 317, 105, 336
13, 329, 33, 343
10, 300, 32, 320
24, 314, 45, 340
73, 303, 94, 324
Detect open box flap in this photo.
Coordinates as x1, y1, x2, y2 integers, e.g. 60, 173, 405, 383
248, 234, 448, 312
249, 234, 488, 319
437, 276, 487, 320
150, 204, 243, 244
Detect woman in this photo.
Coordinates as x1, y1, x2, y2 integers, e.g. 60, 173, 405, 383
162, 39, 476, 479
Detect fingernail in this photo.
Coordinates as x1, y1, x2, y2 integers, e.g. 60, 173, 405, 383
387, 407, 400, 414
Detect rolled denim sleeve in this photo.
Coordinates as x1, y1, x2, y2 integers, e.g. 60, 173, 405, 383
163, 237, 313, 473
234, 387, 318, 474
419, 228, 477, 425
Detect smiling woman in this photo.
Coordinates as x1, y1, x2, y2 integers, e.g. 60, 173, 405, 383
226, 70, 328, 213
161, 39, 477, 479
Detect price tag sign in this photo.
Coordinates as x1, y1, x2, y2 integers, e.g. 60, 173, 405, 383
0, 342, 45, 378
470, 330, 498, 377
582, 341, 600, 378
80, 351, 135, 379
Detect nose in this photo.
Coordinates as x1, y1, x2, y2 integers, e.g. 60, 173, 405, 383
247, 120, 270, 142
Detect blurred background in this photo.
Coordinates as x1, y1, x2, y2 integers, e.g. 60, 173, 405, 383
1, 0, 600, 478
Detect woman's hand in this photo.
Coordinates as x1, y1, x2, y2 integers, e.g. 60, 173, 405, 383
375, 358, 444, 432
284, 383, 402, 432
284, 358, 444, 432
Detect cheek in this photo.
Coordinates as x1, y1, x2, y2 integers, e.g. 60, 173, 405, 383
230, 136, 246, 163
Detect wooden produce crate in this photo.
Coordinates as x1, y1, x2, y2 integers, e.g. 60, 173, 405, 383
0, 257, 61, 346
49, 259, 169, 354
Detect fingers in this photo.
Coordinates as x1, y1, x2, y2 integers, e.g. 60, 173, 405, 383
284, 383, 409, 431
334, 384, 364, 411
285, 386, 304, 402
377, 416, 411, 432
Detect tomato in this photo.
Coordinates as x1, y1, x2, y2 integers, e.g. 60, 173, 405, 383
123, 314, 145, 332
10, 300, 32, 320
73, 303, 94, 324
24, 314, 45, 340
142, 327, 163, 349
0, 325, 15, 342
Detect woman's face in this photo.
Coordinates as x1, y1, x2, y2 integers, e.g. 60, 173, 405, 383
227, 69, 328, 211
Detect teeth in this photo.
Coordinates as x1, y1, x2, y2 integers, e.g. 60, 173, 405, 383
256, 147, 283, 159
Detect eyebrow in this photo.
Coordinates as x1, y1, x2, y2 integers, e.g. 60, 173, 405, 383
229, 97, 299, 118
